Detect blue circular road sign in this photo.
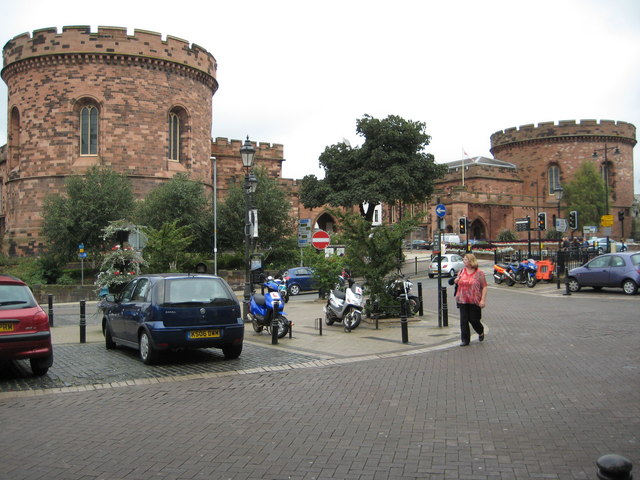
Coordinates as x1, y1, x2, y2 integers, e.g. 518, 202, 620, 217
435, 204, 446, 218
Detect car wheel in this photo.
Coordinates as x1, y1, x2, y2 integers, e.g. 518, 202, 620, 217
222, 344, 242, 359
30, 354, 52, 376
449, 269, 455, 278
139, 331, 158, 365
288, 284, 301, 296
104, 323, 116, 349
428, 274, 434, 279
597, 247, 604, 255
622, 279, 638, 295
567, 277, 581, 293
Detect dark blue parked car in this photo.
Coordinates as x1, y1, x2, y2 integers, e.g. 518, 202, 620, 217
102, 274, 244, 364
283, 267, 317, 295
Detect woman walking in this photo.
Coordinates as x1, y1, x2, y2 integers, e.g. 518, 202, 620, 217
453, 253, 487, 346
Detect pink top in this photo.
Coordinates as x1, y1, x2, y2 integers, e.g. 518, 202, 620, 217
455, 267, 487, 305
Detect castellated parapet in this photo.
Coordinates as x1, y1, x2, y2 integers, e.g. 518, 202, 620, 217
2, 26, 217, 82
490, 119, 636, 151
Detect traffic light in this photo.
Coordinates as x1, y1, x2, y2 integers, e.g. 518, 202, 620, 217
569, 211, 578, 230
538, 212, 547, 231
618, 211, 624, 221
459, 217, 467, 234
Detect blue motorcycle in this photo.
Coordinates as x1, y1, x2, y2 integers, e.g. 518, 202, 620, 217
265, 275, 289, 303
506, 259, 538, 288
248, 281, 290, 338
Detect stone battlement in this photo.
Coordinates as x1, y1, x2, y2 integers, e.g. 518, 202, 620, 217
211, 137, 285, 161
2, 26, 217, 78
490, 119, 637, 150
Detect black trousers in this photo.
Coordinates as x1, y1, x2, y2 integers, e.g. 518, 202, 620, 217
458, 303, 484, 344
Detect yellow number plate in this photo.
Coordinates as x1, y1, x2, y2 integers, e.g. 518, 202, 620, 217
0, 323, 15, 332
189, 329, 220, 339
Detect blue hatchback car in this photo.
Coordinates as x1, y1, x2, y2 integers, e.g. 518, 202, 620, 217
102, 274, 243, 364
283, 267, 317, 295
567, 252, 640, 295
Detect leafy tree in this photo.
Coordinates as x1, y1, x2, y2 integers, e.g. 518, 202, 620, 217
338, 211, 418, 299
134, 173, 212, 253
497, 229, 517, 242
303, 248, 346, 299
300, 114, 447, 221
562, 162, 606, 227
41, 166, 135, 258
142, 220, 194, 272
217, 167, 295, 256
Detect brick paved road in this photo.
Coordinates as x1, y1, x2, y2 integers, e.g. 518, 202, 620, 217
1, 285, 638, 479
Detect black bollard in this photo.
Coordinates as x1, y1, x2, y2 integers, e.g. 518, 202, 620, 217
271, 301, 279, 345
79, 300, 86, 344
47, 294, 54, 327
563, 265, 572, 296
596, 454, 633, 480
317, 317, 322, 336
440, 287, 448, 327
289, 320, 293, 339
417, 282, 424, 316
400, 296, 409, 343
374, 313, 379, 330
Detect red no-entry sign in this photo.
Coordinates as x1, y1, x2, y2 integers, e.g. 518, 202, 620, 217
311, 230, 331, 249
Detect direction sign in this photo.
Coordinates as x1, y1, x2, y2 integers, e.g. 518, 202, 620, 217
600, 215, 614, 227
435, 204, 446, 218
298, 218, 312, 247
555, 218, 567, 233
311, 230, 331, 249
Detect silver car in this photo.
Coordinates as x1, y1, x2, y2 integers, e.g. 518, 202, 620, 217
428, 254, 465, 278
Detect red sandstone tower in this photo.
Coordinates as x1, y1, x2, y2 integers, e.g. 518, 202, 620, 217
1, 26, 218, 254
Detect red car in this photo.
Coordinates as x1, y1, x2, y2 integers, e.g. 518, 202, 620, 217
0, 274, 53, 375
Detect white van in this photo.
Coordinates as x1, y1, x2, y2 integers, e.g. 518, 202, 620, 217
442, 234, 461, 245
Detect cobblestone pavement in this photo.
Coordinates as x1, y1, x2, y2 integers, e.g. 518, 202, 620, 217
1, 285, 638, 480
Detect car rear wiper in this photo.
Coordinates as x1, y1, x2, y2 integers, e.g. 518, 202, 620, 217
0, 300, 28, 306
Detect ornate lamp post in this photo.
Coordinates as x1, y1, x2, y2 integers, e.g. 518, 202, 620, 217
592, 144, 619, 251
240, 136, 257, 320
592, 144, 620, 215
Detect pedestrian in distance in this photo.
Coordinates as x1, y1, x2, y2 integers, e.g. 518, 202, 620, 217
453, 253, 487, 346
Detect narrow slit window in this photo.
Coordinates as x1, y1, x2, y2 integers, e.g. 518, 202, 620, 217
169, 112, 180, 160
80, 105, 99, 155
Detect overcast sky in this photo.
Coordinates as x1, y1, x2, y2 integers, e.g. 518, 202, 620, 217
1, 0, 639, 193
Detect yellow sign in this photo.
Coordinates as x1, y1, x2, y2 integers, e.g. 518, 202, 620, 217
600, 215, 614, 227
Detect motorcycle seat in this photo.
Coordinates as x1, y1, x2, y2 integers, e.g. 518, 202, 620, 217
332, 289, 346, 300
253, 294, 267, 306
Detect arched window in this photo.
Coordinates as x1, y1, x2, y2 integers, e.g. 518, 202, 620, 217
80, 105, 99, 155
547, 165, 560, 195
169, 112, 180, 161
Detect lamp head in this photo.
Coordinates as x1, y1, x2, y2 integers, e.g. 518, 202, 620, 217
240, 136, 256, 169
247, 173, 258, 194
554, 186, 564, 201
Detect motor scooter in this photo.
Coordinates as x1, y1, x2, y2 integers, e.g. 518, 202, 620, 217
264, 276, 289, 303
248, 281, 290, 338
324, 276, 365, 331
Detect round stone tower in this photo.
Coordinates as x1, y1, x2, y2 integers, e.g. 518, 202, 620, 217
1, 26, 218, 254
490, 119, 636, 238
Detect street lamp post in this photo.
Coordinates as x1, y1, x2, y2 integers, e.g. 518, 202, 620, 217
240, 136, 257, 321
554, 186, 564, 289
592, 144, 620, 251
592, 144, 620, 215
211, 156, 217, 275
